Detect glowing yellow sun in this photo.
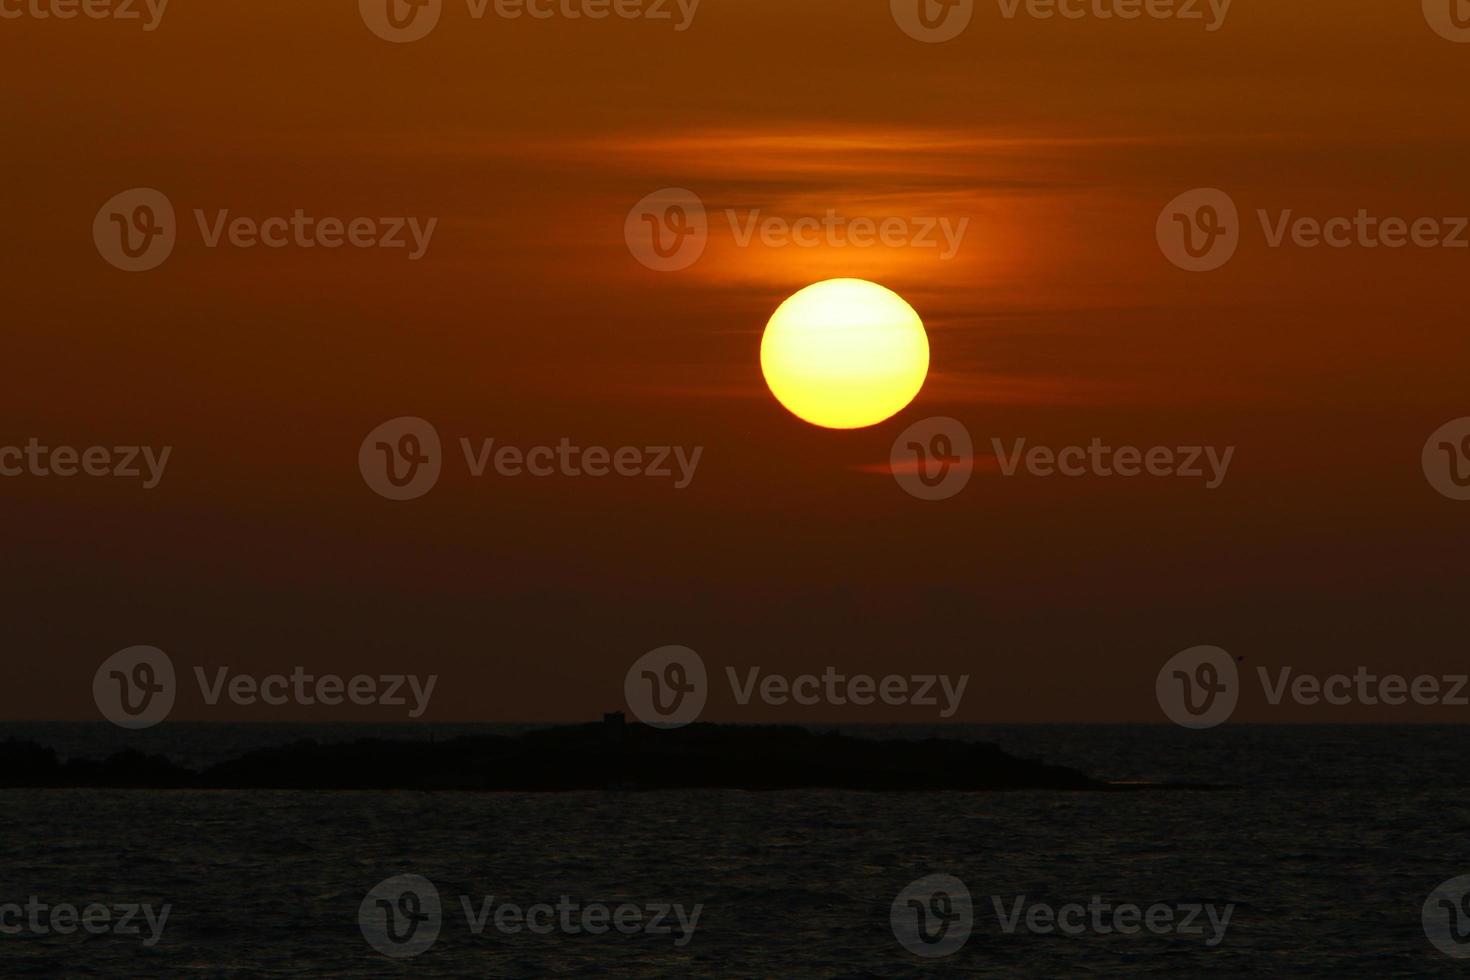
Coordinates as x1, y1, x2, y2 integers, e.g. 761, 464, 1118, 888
760, 278, 930, 429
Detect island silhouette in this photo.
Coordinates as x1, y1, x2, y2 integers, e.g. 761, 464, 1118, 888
0, 716, 1220, 791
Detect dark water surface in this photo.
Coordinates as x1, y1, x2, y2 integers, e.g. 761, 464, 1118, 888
2, 724, 1467, 976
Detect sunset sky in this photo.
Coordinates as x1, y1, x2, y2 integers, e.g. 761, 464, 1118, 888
3, 0, 1468, 721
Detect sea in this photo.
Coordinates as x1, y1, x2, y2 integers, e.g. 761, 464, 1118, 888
1, 723, 1466, 977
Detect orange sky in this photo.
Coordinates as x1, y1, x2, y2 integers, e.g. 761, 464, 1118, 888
3, 0, 1469, 721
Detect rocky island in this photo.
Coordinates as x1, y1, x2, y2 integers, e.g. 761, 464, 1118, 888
0, 716, 1216, 791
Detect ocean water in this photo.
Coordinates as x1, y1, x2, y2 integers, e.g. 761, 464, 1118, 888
1, 724, 1467, 976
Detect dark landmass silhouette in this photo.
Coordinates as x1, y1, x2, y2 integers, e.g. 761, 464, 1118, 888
0, 719, 1223, 791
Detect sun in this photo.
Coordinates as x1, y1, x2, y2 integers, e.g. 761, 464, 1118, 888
760, 279, 930, 429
